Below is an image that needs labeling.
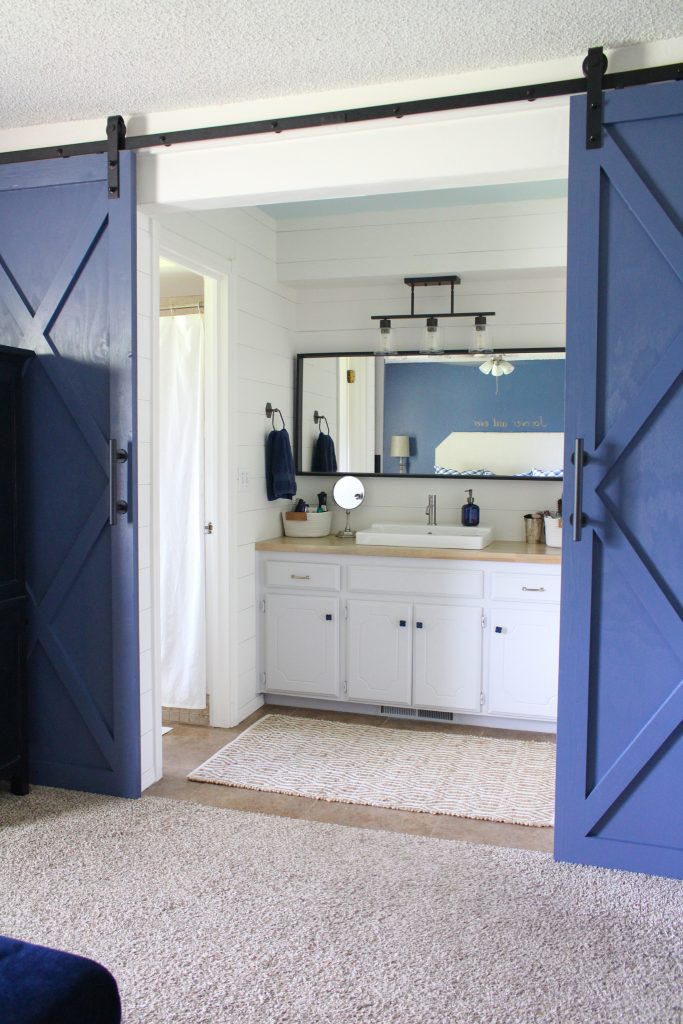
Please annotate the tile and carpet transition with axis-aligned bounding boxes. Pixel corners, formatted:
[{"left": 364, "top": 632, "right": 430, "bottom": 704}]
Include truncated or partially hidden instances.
[
  {"left": 0, "top": 787, "right": 681, "bottom": 1024},
  {"left": 188, "top": 713, "right": 556, "bottom": 827}
]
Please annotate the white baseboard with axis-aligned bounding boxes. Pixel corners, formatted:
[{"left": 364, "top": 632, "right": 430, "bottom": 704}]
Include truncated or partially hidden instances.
[{"left": 263, "top": 693, "right": 556, "bottom": 734}]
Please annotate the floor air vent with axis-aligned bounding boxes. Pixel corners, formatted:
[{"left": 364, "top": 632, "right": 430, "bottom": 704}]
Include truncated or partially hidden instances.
[
  {"left": 418, "top": 709, "right": 454, "bottom": 722},
  {"left": 379, "top": 706, "right": 454, "bottom": 722},
  {"left": 380, "top": 705, "right": 417, "bottom": 718}
]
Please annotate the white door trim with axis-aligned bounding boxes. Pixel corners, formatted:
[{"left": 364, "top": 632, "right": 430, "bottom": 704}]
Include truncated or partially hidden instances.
[{"left": 150, "top": 227, "right": 237, "bottom": 780}]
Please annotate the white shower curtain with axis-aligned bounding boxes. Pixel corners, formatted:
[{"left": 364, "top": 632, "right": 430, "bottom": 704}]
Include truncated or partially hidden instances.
[{"left": 159, "top": 314, "right": 207, "bottom": 709}]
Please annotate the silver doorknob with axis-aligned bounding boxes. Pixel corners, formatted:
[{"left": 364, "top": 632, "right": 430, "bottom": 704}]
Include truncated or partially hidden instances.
[{"left": 205, "top": 522, "right": 214, "bottom": 534}]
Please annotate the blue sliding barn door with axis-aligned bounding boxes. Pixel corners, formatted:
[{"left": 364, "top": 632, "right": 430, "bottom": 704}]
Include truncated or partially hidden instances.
[
  {"left": 555, "top": 82, "right": 683, "bottom": 878},
  {"left": 0, "top": 154, "right": 140, "bottom": 797}
]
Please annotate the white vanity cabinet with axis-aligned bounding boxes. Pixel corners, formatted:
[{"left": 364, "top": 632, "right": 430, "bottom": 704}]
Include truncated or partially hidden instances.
[
  {"left": 346, "top": 600, "right": 412, "bottom": 704},
  {"left": 258, "top": 548, "right": 561, "bottom": 731},
  {"left": 487, "top": 607, "right": 559, "bottom": 718},
  {"left": 412, "top": 603, "right": 483, "bottom": 712},
  {"left": 262, "top": 560, "right": 341, "bottom": 697}
]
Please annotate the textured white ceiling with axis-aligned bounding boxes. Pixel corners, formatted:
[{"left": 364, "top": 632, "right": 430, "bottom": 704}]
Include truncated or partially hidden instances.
[{"left": 1, "top": 0, "right": 681, "bottom": 129}]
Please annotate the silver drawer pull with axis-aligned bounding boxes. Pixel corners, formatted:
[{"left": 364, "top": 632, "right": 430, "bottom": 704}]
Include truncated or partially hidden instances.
[
  {"left": 290, "top": 574, "right": 311, "bottom": 580},
  {"left": 522, "top": 586, "right": 545, "bottom": 592}
]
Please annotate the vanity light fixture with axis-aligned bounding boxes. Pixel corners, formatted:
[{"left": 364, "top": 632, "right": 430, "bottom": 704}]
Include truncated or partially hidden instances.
[
  {"left": 470, "top": 314, "right": 492, "bottom": 354},
  {"left": 424, "top": 316, "right": 441, "bottom": 354},
  {"left": 378, "top": 317, "right": 394, "bottom": 354},
  {"left": 371, "top": 276, "right": 494, "bottom": 352}
]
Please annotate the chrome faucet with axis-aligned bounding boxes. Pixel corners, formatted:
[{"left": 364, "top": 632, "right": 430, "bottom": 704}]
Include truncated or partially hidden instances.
[{"left": 426, "top": 494, "right": 437, "bottom": 526}]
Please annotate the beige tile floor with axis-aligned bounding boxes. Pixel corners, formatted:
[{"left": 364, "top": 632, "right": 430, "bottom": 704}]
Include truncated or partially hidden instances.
[{"left": 147, "top": 704, "right": 555, "bottom": 853}]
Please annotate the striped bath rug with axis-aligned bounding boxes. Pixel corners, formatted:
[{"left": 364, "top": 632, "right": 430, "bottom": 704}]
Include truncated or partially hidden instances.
[{"left": 189, "top": 715, "right": 555, "bottom": 827}]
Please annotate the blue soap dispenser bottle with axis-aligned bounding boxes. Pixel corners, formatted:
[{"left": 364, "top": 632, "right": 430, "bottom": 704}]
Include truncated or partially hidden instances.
[{"left": 461, "top": 489, "right": 480, "bottom": 527}]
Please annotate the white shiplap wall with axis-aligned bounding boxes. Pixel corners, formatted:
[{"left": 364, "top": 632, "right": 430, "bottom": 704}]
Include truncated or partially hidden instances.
[
  {"left": 136, "top": 206, "right": 296, "bottom": 787},
  {"left": 285, "top": 197, "right": 566, "bottom": 539},
  {"left": 156, "top": 208, "right": 296, "bottom": 724},
  {"left": 277, "top": 197, "right": 567, "bottom": 285}
]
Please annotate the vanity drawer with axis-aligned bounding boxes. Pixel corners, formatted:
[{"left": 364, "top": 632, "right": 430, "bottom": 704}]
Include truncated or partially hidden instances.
[
  {"left": 347, "top": 565, "right": 483, "bottom": 599},
  {"left": 265, "top": 560, "right": 341, "bottom": 591},
  {"left": 491, "top": 572, "right": 561, "bottom": 603}
]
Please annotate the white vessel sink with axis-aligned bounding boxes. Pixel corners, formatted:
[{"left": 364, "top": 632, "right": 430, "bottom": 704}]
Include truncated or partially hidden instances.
[{"left": 355, "top": 523, "right": 493, "bottom": 550}]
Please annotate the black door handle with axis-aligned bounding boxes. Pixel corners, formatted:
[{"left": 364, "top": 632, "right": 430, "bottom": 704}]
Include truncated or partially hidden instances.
[{"left": 570, "top": 437, "right": 587, "bottom": 542}]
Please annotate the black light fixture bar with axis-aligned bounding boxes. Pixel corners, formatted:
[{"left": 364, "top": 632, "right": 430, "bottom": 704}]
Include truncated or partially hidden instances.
[
  {"left": 370, "top": 312, "right": 495, "bottom": 320},
  {"left": 372, "top": 274, "right": 494, "bottom": 322},
  {"left": 0, "top": 57, "right": 679, "bottom": 167},
  {"left": 404, "top": 275, "right": 462, "bottom": 286}
]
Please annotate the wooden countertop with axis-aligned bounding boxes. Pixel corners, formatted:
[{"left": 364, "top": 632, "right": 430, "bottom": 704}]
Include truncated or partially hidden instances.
[{"left": 255, "top": 536, "right": 561, "bottom": 565}]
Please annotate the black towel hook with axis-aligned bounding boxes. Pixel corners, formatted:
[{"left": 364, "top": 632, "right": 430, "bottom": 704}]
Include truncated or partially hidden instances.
[
  {"left": 265, "top": 402, "right": 286, "bottom": 430},
  {"left": 314, "top": 410, "right": 330, "bottom": 434}
]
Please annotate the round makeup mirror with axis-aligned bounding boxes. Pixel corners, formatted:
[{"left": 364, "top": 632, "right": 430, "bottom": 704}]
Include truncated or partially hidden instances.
[{"left": 333, "top": 475, "right": 365, "bottom": 539}]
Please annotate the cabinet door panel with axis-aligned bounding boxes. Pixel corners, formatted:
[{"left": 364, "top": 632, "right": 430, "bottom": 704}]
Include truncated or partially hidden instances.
[
  {"left": 488, "top": 606, "right": 559, "bottom": 719},
  {"left": 265, "top": 594, "right": 339, "bottom": 696},
  {"left": 413, "top": 604, "right": 482, "bottom": 712},
  {"left": 347, "top": 600, "right": 412, "bottom": 704}
]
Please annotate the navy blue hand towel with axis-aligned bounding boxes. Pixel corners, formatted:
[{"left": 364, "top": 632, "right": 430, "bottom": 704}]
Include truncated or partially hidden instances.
[
  {"left": 265, "top": 428, "right": 297, "bottom": 501},
  {"left": 311, "top": 432, "right": 337, "bottom": 472}
]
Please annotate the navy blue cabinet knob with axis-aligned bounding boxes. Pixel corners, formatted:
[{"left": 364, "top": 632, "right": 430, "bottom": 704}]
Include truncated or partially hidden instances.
[
  {"left": 399, "top": 619, "right": 406, "bottom": 627},
  {"left": 416, "top": 622, "right": 423, "bottom": 629},
  {"left": 325, "top": 614, "right": 333, "bottom": 621},
  {"left": 495, "top": 626, "right": 503, "bottom": 633}
]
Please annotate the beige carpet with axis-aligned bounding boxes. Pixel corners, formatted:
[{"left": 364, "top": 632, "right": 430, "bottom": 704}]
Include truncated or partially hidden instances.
[
  {"left": 188, "top": 714, "right": 556, "bottom": 826},
  {"left": 0, "top": 788, "right": 681, "bottom": 1024}
]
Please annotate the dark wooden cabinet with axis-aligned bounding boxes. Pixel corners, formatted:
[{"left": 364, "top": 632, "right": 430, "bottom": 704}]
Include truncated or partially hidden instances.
[{"left": 0, "top": 344, "right": 32, "bottom": 795}]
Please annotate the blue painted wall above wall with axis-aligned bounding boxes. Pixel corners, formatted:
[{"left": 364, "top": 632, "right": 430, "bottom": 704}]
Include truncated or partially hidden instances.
[{"left": 382, "top": 359, "right": 564, "bottom": 475}]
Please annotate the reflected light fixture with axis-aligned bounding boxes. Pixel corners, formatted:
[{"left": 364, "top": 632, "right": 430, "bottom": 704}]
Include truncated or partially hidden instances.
[
  {"left": 390, "top": 434, "right": 411, "bottom": 474},
  {"left": 479, "top": 354, "right": 515, "bottom": 376},
  {"left": 479, "top": 353, "right": 515, "bottom": 394},
  {"left": 372, "top": 276, "right": 494, "bottom": 352}
]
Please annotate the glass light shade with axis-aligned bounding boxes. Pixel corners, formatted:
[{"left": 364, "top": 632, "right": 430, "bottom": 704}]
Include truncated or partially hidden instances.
[
  {"left": 478, "top": 358, "right": 493, "bottom": 375},
  {"left": 500, "top": 358, "right": 515, "bottom": 375},
  {"left": 424, "top": 317, "right": 441, "bottom": 354},
  {"left": 379, "top": 318, "right": 393, "bottom": 354},
  {"left": 470, "top": 315, "right": 492, "bottom": 353}
]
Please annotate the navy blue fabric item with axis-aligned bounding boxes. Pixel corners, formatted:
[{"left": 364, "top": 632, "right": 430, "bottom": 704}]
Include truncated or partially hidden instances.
[
  {"left": 311, "top": 432, "right": 337, "bottom": 472},
  {"left": 265, "top": 428, "right": 297, "bottom": 501},
  {"left": 0, "top": 936, "right": 121, "bottom": 1023}
]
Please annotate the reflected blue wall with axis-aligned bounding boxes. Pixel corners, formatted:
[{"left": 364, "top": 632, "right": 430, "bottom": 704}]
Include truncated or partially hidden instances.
[{"left": 383, "top": 360, "right": 564, "bottom": 475}]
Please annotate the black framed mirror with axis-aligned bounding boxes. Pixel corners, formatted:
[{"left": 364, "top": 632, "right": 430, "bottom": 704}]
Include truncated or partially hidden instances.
[{"left": 295, "top": 349, "right": 565, "bottom": 480}]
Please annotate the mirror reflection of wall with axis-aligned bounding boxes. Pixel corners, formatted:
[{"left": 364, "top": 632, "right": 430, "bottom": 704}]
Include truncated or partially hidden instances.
[
  {"left": 302, "top": 356, "right": 376, "bottom": 473},
  {"left": 297, "top": 351, "right": 564, "bottom": 479},
  {"left": 383, "top": 354, "right": 564, "bottom": 477}
]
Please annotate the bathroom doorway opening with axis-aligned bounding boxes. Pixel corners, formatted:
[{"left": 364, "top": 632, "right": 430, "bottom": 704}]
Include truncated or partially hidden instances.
[{"left": 157, "top": 257, "right": 219, "bottom": 732}]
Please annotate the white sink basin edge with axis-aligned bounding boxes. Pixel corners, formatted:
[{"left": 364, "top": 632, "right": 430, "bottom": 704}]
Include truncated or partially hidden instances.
[{"left": 355, "top": 523, "right": 493, "bottom": 550}]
